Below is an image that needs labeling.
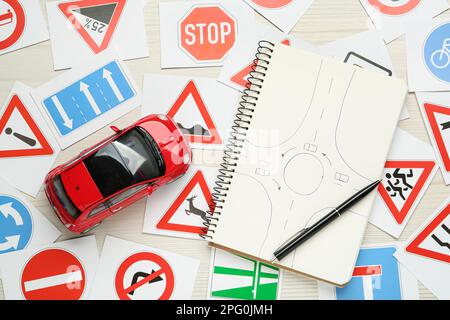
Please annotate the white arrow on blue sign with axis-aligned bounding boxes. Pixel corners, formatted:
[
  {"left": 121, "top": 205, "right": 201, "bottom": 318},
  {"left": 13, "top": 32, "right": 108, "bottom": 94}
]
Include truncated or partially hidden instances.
[
  {"left": 42, "top": 61, "right": 135, "bottom": 136},
  {"left": 0, "top": 195, "right": 33, "bottom": 254}
]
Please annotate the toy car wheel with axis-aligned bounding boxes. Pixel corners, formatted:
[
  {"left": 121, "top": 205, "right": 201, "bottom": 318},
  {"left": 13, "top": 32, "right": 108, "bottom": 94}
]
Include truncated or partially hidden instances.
[{"left": 81, "top": 223, "right": 102, "bottom": 234}]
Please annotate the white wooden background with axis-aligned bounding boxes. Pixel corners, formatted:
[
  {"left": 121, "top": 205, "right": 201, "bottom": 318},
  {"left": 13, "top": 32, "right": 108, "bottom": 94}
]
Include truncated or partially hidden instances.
[{"left": 0, "top": 0, "right": 449, "bottom": 300}]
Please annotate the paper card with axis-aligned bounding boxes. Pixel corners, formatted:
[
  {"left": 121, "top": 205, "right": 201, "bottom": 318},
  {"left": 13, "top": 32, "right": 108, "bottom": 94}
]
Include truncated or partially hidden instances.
[
  {"left": 207, "top": 248, "right": 281, "bottom": 300},
  {"left": 0, "top": 82, "right": 60, "bottom": 197},
  {"left": 416, "top": 92, "right": 450, "bottom": 185},
  {"left": 89, "top": 236, "right": 199, "bottom": 300},
  {"left": 143, "top": 165, "right": 218, "bottom": 240},
  {"left": 0, "top": 178, "right": 60, "bottom": 260},
  {"left": 159, "top": 0, "right": 255, "bottom": 69},
  {"left": 242, "top": 0, "right": 314, "bottom": 33},
  {"left": 319, "top": 244, "right": 419, "bottom": 300},
  {"left": 394, "top": 198, "right": 450, "bottom": 300},
  {"left": 319, "top": 30, "right": 409, "bottom": 120},
  {"left": 218, "top": 22, "right": 319, "bottom": 92},
  {"left": 32, "top": 51, "right": 140, "bottom": 149},
  {"left": 0, "top": 236, "right": 98, "bottom": 300},
  {"left": 369, "top": 128, "right": 437, "bottom": 238},
  {"left": 359, "top": 0, "right": 449, "bottom": 44},
  {"left": 142, "top": 74, "right": 238, "bottom": 150},
  {"left": 406, "top": 18, "right": 450, "bottom": 92},
  {"left": 0, "top": 0, "right": 49, "bottom": 56},
  {"left": 47, "top": 0, "right": 149, "bottom": 70}
]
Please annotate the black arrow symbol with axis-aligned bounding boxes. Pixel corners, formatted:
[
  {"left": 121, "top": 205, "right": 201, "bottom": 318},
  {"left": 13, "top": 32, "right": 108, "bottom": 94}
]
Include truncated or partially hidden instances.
[
  {"left": 129, "top": 270, "right": 164, "bottom": 296},
  {"left": 5, "top": 127, "right": 36, "bottom": 146},
  {"left": 441, "top": 121, "right": 450, "bottom": 131}
]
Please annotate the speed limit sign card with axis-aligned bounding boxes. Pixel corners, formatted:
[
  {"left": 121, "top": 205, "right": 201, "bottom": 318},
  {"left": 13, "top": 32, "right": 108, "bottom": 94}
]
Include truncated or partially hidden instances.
[
  {"left": 159, "top": 0, "right": 255, "bottom": 68},
  {"left": 46, "top": 0, "right": 149, "bottom": 70},
  {"left": 0, "top": 236, "right": 98, "bottom": 300},
  {"left": 89, "top": 236, "right": 200, "bottom": 300}
]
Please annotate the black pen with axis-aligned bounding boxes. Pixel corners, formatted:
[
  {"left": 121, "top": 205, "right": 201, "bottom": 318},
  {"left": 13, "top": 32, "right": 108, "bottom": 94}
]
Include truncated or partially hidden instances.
[{"left": 272, "top": 180, "right": 381, "bottom": 262}]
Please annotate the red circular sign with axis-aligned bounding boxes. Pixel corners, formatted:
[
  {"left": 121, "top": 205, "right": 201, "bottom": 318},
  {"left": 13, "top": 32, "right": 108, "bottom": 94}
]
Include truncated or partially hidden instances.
[
  {"left": 115, "top": 252, "right": 175, "bottom": 300},
  {"left": 20, "top": 248, "right": 86, "bottom": 300},
  {"left": 0, "top": 0, "right": 26, "bottom": 50},
  {"left": 368, "top": 0, "right": 421, "bottom": 15},
  {"left": 179, "top": 5, "right": 236, "bottom": 62},
  {"left": 250, "top": 0, "right": 293, "bottom": 9}
]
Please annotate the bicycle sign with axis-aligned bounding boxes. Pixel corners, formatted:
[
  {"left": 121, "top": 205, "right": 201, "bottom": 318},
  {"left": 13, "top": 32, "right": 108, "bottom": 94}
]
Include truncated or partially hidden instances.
[{"left": 424, "top": 22, "right": 450, "bottom": 83}]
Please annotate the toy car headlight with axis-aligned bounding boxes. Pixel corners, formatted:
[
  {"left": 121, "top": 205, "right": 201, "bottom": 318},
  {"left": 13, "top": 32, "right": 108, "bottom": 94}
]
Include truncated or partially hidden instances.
[
  {"left": 157, "top": 114, "right": 168, "bottom": 121},
  {"left": 183, "top": 153, "right": 191, "bottom": 164}
]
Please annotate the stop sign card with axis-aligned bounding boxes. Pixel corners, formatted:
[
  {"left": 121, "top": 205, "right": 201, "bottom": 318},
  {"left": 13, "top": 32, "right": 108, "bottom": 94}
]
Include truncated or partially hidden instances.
[
  {"left": 0, "top": 0, "right": 49, "bottom": 56},
  {"left": 0, "top": 236, "right": 98, "bottom": 300},
  {"left": 46, "top": 0, "right": 149, "bottom": 70},
  {"left": 143, "top": 165, "right": 218, "bottom": 240},
  {"left": 394, "top": 198, "right": 450, "bottom": 300},
  {"left": 142, "top": 74, "right": 239, "bottom": 150},
  {"left": 0, "top": 178, "right": 60, "bottom": 262},
  {"left": 218, "top": 22, "right": 319, "bottom": 92},
  {"left": 319, "top": 244, "right": 419, "bottom": 300},
  {"left": 242, "top": 0, "right": 314, "bottom": 33},
  {"left": 89, "top": 236, "right": 199, "bottom": 300},
  {"left": 359, "top": 0, "right": 449, "bottom": 44},
  {"left": 159, "top": 0, "right": 255, "bottom": 68},
  {"left": 416, "top": 92, "right": 450, "bottom": 185},
  {"left": 0, "top": 82, "right": 60, "bottom": 197},
  {"left": 369, "top": 128, "right": 437, "bottom": 238},
  {"left": 406, "top": 18, "right": 450, "bottom": 92}
]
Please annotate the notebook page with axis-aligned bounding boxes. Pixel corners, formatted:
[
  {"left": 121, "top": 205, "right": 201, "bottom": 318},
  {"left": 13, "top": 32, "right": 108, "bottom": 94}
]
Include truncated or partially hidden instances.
[{"left": 211, "top": 44, "right": 407, "bottom": 285}]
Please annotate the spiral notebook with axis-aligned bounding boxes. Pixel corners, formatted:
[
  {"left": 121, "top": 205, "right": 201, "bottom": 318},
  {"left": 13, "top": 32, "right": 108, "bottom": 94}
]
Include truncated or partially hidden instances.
[{"left": 206, "top": 42, "right": 407, "bottom": 286}]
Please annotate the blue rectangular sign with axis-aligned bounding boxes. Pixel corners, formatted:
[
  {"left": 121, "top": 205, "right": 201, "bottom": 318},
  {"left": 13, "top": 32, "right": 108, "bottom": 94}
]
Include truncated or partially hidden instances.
[
  {"left": 336, "top": 246, "right": 402, "bottom": 300},
  {"left": 43, "top": 61, "right": 135, "bottom": 136}
]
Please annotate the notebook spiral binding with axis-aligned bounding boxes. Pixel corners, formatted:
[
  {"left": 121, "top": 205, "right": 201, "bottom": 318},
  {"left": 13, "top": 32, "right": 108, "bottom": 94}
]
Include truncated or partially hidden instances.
[{"left": 200, "top": 40, "right": 275, "bottom": 240}]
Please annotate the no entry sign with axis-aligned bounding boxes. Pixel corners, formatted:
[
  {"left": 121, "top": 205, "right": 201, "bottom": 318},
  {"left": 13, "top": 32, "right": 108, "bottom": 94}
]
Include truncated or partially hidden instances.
[
  {"left": 115, "top": 252, "right": 175, "bottom": 300},
  {"left": 20, "top": 248, "right": 86, "bottom": 300}
]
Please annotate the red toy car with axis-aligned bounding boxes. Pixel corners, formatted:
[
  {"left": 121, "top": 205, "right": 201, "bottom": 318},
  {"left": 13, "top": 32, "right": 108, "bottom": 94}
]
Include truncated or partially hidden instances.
[{"left": 44, "top": 114, "right": 192, "bottom": 234}]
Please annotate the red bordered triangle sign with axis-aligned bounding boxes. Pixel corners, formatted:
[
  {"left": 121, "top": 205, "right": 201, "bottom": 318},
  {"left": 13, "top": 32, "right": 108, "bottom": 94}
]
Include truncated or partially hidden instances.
[
  {"left": 424, "top": 103, "right": 450, "bottom": 172},
  {"left": 59, "top": 0, "right": 126, "bottom": 54},
  {"left": 0, "top": 95, "right": 53, "bottom": 158},
  {"left": 406, "top": 202, "right": 450, "bottom": 264},
  {"left": 378, "top": 160, "right": 435, "bottom": 225},
  {"left": 230, "top": 39, "right": 291, "bottom": 89},
  {"left": 157, "top": 170, "right": 215, "bottom": 235},
  {"left": 167, "top": 80, "right": 221, "bottom": 145}
]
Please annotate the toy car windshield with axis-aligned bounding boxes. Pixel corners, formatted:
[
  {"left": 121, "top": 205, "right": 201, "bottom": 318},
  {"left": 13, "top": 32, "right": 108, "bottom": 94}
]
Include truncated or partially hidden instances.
[{"left": 84, "top": 128, "right": 166, "bottom": 198}]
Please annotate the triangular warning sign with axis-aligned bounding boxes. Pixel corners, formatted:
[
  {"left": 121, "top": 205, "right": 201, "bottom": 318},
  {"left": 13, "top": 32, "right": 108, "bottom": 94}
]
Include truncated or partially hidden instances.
[
  {"left": 424, "top": 103, "right": 450, "bottom": 172},
  {"left": 378, "top": 160, "right": 435, "bottom": 225},
  {"left": 406, "top": 202, "right": 450, "bottom": 264},
  {"left": 0, "top": 95, "right": 53, "bottom": 158},
  {"left": 230, "top": 39, "right": 291, "bottom": 89},
  {"left": 167, "top": 81, "right": 221, "bottom": 145},
  {"left": 157, "top": 171, "right": 215, "bottom": 235},
  {"left": 59, "top": 0, "right": 126, "bottom": 54}
]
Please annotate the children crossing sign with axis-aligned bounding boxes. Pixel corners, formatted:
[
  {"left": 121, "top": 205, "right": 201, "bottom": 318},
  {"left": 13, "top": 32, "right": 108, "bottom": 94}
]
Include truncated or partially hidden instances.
[{"left": 208, "top": 249, "right": 280, "bottom": 300}]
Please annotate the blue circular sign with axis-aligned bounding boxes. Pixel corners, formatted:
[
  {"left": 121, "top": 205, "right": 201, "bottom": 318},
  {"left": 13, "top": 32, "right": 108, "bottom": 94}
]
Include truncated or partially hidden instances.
[
  {"left": 424, "top": 22, "right": 450, "bottom": 83},
  {"left": 0, "top": 195, "right": 33, "bottom": 254}
]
